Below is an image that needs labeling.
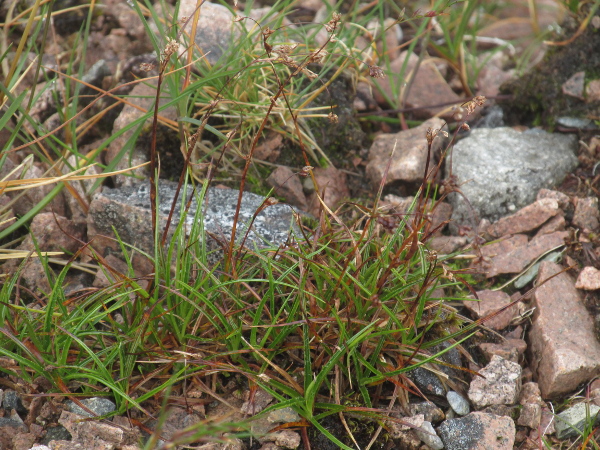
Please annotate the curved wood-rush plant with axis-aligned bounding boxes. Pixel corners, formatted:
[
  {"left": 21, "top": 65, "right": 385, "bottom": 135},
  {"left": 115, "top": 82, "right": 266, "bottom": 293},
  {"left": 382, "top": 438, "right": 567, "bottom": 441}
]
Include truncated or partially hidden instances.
[{"left": 0, "top": 0, "right": 493, "bottom": 448}]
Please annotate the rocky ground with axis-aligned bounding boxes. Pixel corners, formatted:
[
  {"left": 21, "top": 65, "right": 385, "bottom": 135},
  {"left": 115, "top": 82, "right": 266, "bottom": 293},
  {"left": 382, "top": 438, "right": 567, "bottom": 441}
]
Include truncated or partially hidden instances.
[{"left": 1, "top": 0, "right": 600, "bottom": 449}]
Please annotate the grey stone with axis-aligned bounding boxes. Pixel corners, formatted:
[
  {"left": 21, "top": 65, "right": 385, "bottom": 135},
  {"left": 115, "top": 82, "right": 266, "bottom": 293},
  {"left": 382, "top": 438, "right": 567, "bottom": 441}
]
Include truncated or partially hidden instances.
[
  {"left": 0, "top": 417, "right": 26, "bottom": 429},
  {"left": 414, "top": 421, "right": 444, "bottom": 449},
  {"left": 447, "top": 391, "right": 470, "bottom": 416},
  {"left": 66, "top": 397, "right": 116, "bottom": 418},
  {"left": 40, "top": 425, "right": 71, "bottom": 445},
  {"left": 178, "top": 1, "right": 237, "bottom": 65},
  {"left": 555, "top": 402, "right": 600, "bottom": 439},
  {"left": 2, "top": 390, "right": 26, "bottom": 413},
  {"left": 407, "top": 402, "right": 445, "bottom": 424},
  {"left": 474, "top": 104, "right": 505, "bottom": 128},
  {"left": 408, "top": 342, "right": 464, "bottom": 398},
  {"left": 407, "top": 367, "right": 446, "bottom": 397},
  {"left": 446, "top": 127, "right": 578, "bottom": 227},
  {"left": 267, "top": 407, "right": 301, "bottom": 424},
  {"left": 88, "top": 182, "right": 298, "bottom": 260},
  {"left": 557, "top": 116, "right": 597, "bottom": 129}
]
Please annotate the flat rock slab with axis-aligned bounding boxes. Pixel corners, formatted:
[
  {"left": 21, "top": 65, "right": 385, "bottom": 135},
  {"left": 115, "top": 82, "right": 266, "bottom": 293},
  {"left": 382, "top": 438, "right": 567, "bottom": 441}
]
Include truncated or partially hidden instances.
[
  {"left": 529, "top": 261, "right": 600, "bottom": 398},
  {"left": 481, "top": 231, "right": 568, "bottom": 278},
  {"left": 486, "top": 198, "right": 560, "bottom": 238},
  {"left": 446, "top": 127, "right": 577, "bottom": 227},
  {"left": 88, "top": 181, "right": 298, "bottom": 257},
  {"left": 555, "top": 402, "right": 600, "bottom": 439}
]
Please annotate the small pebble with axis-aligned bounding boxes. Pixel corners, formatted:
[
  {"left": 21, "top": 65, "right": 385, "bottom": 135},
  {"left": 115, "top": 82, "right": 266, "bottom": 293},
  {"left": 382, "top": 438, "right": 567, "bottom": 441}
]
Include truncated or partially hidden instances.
[{"left": 447, "top": 391, "right": 470, "bottom": 416}]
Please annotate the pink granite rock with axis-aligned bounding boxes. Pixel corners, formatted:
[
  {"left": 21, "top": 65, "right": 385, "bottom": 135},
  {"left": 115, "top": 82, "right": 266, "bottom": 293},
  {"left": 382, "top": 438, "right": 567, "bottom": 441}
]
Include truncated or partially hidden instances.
[
  {"left": 375, "top": 52, "right": 462, "bottom": 118},
  {"left": 535, "top": 213, "right": 565, "bottom": 236},
  {"left": 366, "top": 118, "right": 447, "bottom": 188},
  {"left": 479, "top": 339, "right": 527, "bottom": 363},
  {"left": 306, "top": 167, "right": 350, "bottom": 217},
  {"left": 267, "top": 166, "right": 308, "bottom": 211},
  {"left": 463, "top": 289, "right": 522, "bottom": 331},
  {"left": 575, "top": 266, "right": 600, "bottom": 290},
  {"left": 587, "top": 80, "right": 600, "bottom": 102},
  {"left": 572, "top": 197, "right": 600, "bottom": 233},
  {"left": 428, "top": 235, "right": 468, "bottom": 254},
  {"left": 486, "top": 198, "right": 559, "bottom": 238},
  {"left": 468, "top": 355, "right": 522, "bottom": 409},
  {"left": 529, "top": 261, "right": 600, "bottom": 398},
  {"left": 482, "top": 231, "right": 568, "bottom": 278},
  {"left": 537, "top": 188, "right": 570, "bottom": 209}
]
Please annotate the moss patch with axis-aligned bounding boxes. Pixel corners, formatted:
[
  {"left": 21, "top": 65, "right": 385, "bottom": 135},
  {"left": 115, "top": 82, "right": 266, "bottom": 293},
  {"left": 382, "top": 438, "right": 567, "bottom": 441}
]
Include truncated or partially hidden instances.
[{"left": 498, "top": 9, "right": 600, "bottom": 129}]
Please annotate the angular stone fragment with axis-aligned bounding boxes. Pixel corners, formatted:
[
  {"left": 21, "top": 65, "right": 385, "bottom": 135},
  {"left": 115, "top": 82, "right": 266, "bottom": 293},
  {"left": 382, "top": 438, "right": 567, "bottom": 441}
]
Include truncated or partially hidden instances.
[
  {"left": 306, "top": 167, "right": 350, "bottom": 217},
  {"left": 572, "top": 197, "right": 600, "bottom": 232},
  {"left": 438, "top": 412, "right": 515, "bottom": 450},
  {"left": 517, "top": 382, "right": 543, "bottom": 429},
  {"left": 375, "top": 52, "right": 462, "bottom": 118},
  {"left": 481, "top": 234, "right": 528, "bottom": 259},
  {"left": 267, "top": 166, "right": 308, "bottom": 211},
  {"left": 468, "top": 355, "right": 522, "bottom": 409},
  {"left": 463, "top": 289, "right": 522, "bottom": 331},
  {"left": 382, "top": 194, "right": 452, "bottom": 235},
  {"left": 562, "top": 71, "right": 585, "bottom": 99},
  {"left": 58, "top": 410, "right": 139, "bottom": 446},
  {"left": 428, "top": 235, "right": 468, "bottom": 254},
  {"left": 587, "top": 79, "right": 600, "bottom": 102},
  {"left": 555, "top": 402, "right": 600, "bottom": 439},
  {"left": 537, "top": 188, "right": 570, "bottom": 209},
  {"left": 479, "top": 339, "right": 527, "bottom": 363},
  {"left": 107, "top": 82, "right": 177, "bottom": 187},
  {"left": 366, "top": 118, "right": 447, "bottom": 188},
  {"left": 486, "top": 198, "right": 559, "bottom": 238},
  {"left": 535, "top": 213, "right": 565, "bottom": 236},
  {"left": 178, "top": 1, "right": 237, "bottom": 65},
  {"left": 529, "top": 262, "right": 600, "bottom": 398},
  {"left": 482, "top": 231, "right": 568, "bottom": 278},
  {"left": 576, "top": 266, "right": 600, "bottom": 290}
]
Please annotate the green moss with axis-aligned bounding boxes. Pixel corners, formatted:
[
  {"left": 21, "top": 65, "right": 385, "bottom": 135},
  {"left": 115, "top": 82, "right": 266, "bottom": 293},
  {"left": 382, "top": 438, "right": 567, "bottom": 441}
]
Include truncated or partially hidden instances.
[{"left": 499, "top": 7, "right": 600, "bottom": 129}]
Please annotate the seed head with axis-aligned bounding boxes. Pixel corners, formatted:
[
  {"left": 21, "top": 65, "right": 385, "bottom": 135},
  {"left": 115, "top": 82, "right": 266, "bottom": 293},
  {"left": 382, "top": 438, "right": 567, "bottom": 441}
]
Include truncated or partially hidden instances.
[
  {"left": 273, "top": 44, "right": 298, "bottom": 56},
  {"left": 369, "top": 65, "right": 385, "bottom": 79},
  {"left": 310, "top": 49, "right": 328, "bottom": 63},
  {"left": 328, "top": 112, "right": 339, "bottom": 124},
  {"left": 139, "top": 62, "right": 155, "bottom": 72},
  {"left": 325, "top": 12, "right": 341, "bottom": 33},
  {"left": 161, "top": 37, "right": 180, "bottom": 62},
  {"left": 298, "top": 166, "right": 313, "bottom": 177}
]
